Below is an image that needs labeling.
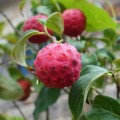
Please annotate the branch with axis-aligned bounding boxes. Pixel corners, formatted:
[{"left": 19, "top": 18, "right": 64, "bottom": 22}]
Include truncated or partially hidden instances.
[{"left": 0, "top": 9, "right": 22, "bottom": 36}]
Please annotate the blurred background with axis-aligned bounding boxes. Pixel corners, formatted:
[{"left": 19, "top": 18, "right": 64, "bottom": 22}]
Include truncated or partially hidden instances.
[{"left": 0, "top": 0, "right": 120, "bottom": 120}]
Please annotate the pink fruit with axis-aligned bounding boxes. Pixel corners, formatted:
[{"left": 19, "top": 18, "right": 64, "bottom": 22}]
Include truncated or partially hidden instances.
[
  {"left": 34, "top": 43, "right": 82, "bottom": 88},
  {"left": 62, "top": 9, "right": 86, "bottom": 37},
  {"left": 23, "top": 14, "right": 52, "bottom": 44},
  {"left": 18, "top": 80, "right": 31, "bottom": 101}
]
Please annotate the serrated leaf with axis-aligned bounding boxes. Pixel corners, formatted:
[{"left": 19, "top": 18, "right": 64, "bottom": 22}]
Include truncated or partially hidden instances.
[
  {"left": 57, "top": 0, "right": 116, "bottom": 31},
  {"left": 84, "top": 109, "right": 120, "bottom": 120},
  {"left": 0, "top": 73, "right": 23, "bottom": 100},
  {"left": 93, "top": 95, "right": 120, "bottom": 116},
  {"left": 11, "top": 30, "right": 43, "bottom": 68},
  {"left": 34, "top": 86, "right": 60, "bottom": 120},
  {"left": 45, "top": 12, "right": 64, "bottom": 36},
  {"left": 69, "top": 65, "right": 108, "bottom": 120}
]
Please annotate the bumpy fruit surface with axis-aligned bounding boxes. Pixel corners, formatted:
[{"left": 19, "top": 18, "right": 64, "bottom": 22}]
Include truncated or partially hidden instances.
[
  {"left": 34, "top": 43, "right": 82, "bottom": 88},
  {"left": 18, "top": 80, "right": 31, "bottom": 101},
  {"left": 62, "top": 9, "right": 86, "bottom": 37},
  {"left": 23, "top": 14, "right": 52, "bottom": 43}
]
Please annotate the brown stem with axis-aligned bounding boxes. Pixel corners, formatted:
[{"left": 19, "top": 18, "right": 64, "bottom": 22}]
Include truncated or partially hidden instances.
[
  {"left": 63, "top": 88, "right": 69, "bottom": 94},
  {"left": 46, "top": 109, "right": 49, "bottom": 120},
  {"left": 117, "top": 86, "right": 120, "bottom": 99},
  {"left": 13, "top": 101, "right": 27, "bottom": 120}
]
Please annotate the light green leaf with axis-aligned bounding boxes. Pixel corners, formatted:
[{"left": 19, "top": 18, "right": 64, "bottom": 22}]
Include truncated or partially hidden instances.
[
  {"left": 0, "top": 73, "right": 23, "bottom": 100},
  {"left": 45, "top": 12, "right": 64, "bottom": 36},
  {"left": 93, "top": 95, "right": 120, "bottom": 116},
  {"left": 0, "top": 22, "right": 5, "bottom": 33},
  {"left": 34, "top": 86, "right": 60, "bottom": 120},
  {"left": 113, "top": 58, "right": 120, "bottom": 69},
  {"left": 19, "top": 0, "right": 26, "bottom": 11},
  {"left": 11, "top": 30, "right": 43, "bottom": 68},
  {"left": 57, "top": 0, "right": 116, "bottom": 31},
  {"left": 34, "top": 6, "right": 51, "bottom": 15},
  {"left": 69, "top": 65, "right": 108, "bottom": 120},
  {"left": 84, "top": 109, "right": 120, "bottom": 120}
]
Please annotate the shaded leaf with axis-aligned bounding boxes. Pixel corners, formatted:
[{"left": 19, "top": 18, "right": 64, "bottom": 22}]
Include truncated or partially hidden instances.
[
  {"left": 69, "top": 65, "right": 108, "bottom": 120},
  {"left": 0, "top": 73, "right": 23, "bottom": 100},
  {"left": 34, "top": 86, "right": 60, "bottom": 120},
  {"left": 84, "top": 109, "right": 120, "bottom": 120},
  {"left": 93, "top": 95, "right": 120, "bottom": 116}
]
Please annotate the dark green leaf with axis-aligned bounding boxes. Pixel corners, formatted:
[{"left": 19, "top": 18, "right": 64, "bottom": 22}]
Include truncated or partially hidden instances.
[
  {"left": 84, "top": 109, "right": 120, "bottom": 120},
  {"left": 11, "top": 30, "right": 42, "bottom": 67},
  {"left": 93, "top": 95, "right": 120, "bottom": 116},
  {"left": 0, "top": 114, "right": 5, "bottom": 120},
  {"left": 45, "top": 12, "right": 64, "bottom": 36},
  {"left": 34, "top": 86, "right": 60, "bottom": 120},
  {"left": 69, "top": 65, "right": 108, "bottom": 120},
  {"left": 0, "top": 73, "right": 23, "bottom": 100},
  {"left": 57, "top": 0, "right": 116, "bottom": 31},
  {"left": 104, "top": 28, "right": 116, "bottom": 41},
  {"left": 113, "top": 58, "right": 120, "bottom": 69}
]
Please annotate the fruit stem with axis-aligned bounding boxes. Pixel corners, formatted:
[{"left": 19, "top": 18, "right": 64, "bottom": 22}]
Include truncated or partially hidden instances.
[{"left": 13, "top": 101, "right": 27, "bottom": 120}]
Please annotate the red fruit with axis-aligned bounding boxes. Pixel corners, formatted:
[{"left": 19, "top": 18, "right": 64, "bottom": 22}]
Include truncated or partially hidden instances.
[
  {"left": 18, "top": 80, "right": 31, "bottom": 101},
  {"left": 62, "top": 9, "right": 86, "bottom": 37},
  {"left": 23, "top": 14, "right": 52, "bottom": 44},
  {"left": 34, "top": 43, "right": 82, "bottom": 88}
]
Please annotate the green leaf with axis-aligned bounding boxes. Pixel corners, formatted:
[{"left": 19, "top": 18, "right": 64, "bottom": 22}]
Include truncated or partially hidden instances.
[
  {"left": 81, "top": 53, "right": 98, "bottom": 67},
  {"left": 84, "top": 109, "right": 120, "bottom": 120},
  {"left": 0, "top": 114, "right": 5, "bottom": 120},
  {"left": 93, "top": 95, "right": 120, "bottom": 116},
  {"left": 104, "top": 28, "right": 116, "bottom": 41},
  {"left": 11, "top": 30, "right": 42, "bottom": 68},
  {"left": 57, "top": 0, "right": 116, "bottom": 31},
  {"left": 45, "top": 12, "right": 64, "bottom": 36},
  {"left": 19, "top": 0, "right": 26, "bottom": 11},
  {"left": 96, "top": 48, "right": 115, "bottom": 62},
  {"left": 3, "top": 33, "right": 18, "bottom": 43},
  {"left": 0, "top": 73, "right": 23, "bottom": 100},
  {"left": 0, "top": 22, "right": 5, "bottom": 33},
  {"left": 6, "top": 116, "right": 24, "bottom": 120},
  {"left": 31, "top": 0, "right": 40, "bottom": 8},
  {"left": 34, "top": 86, "right": 60, "bottom": 120},
  {"left": 113, "top": 58, "right": 120, "bottom": 69},
  {"left": 33, "top": 6, "right": 51, "bottom": 16},
  {"left": 69, "top": 65, "right": 108, "bottom": 120},
  {"left": 67, "top": 39, "right": 86, "bottom": 52},
  {"left": 0, "top": 42, "right": 13, "bottom": 55}
]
